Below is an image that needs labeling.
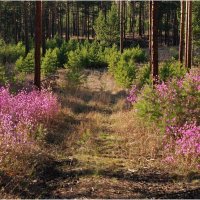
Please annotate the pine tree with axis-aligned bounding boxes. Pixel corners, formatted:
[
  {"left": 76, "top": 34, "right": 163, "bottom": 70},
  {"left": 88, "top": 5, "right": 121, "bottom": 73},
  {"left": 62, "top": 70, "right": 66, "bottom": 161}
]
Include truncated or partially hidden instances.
[
  {"left": 179, "top": 1, "right": 185, "bottom": 63},
  {"left": 34, "top": 1, "right": 42, "bottom": 89},
  {"left": 151, "top": 1, "right": 158, "bottom": 85}
]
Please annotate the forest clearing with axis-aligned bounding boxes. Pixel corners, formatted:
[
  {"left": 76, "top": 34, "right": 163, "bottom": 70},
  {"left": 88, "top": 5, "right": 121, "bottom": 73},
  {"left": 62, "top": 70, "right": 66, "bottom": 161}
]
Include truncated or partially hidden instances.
[{"left": 0, "top": 1, "right": 200, "bottom": 199}]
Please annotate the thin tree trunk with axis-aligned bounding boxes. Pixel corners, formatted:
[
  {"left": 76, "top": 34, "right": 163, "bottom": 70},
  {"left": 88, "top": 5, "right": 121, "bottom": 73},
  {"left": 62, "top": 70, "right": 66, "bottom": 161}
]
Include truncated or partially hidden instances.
[
  {"left": 149, "top": 1, "right": 152, "bottom": 72},
  {"left": 142, "top": 2, "right": 145, "bottom": 35},
  {"left": 152, "top": 1, "right": 158, "bottom": 85},
  {"left": 34, "top": 1, "right": 42, "bottom": 90},
  {"left": 51, "top": 6, "right": 55, "bottom": 38},
  {"left": 173, "top": 10, "right": 178, "bottom": 46},
  {"left": 14, "top": 7, "right": 18, "bottom": 43},
  {"left": 179, "top": 1, "right": 185, "bottom": 63},
  {"left": 24, "top": 1, "right": 29, "bottom": 55},
  {"left": 87, "top": 7, "right": 90, "bottom": 40},
  {"left": 139, "top": 2, "right": 142, "bottom": 37},
  {"left": 187, "top": 1, "right": 192, "bottom": 69},
  {"left": 42, "top": 1, "right": 46, "bottom": 56},
  {"left": 123, "top": 1, "right": 126, "bottom": 40},
  {"left": 65, "top": 2, "right": 70, "bottom": 41},
  {"left": 184, "top": 1, "right": 188, "bottom": 68},
  {"left": 77, "top": 3, "right": 79, "bottom": 40},
  {"left": 164, "top": 12, "right": 170, "bottom": 46},
  {"left": 120, "top": 1, "right": 124, "bottom": 54},
  {"left": 92, "top": 3, "right": 95, "bottom": 38},
  {"left": 131, "top": 1, "right": 135, "bottom": 40}
]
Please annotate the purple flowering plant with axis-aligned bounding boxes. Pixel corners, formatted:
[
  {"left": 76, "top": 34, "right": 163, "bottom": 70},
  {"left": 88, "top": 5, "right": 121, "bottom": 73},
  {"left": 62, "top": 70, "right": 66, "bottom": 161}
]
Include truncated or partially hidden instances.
[
  {"left": 0, "top": 87, "right": 59, "bottom": 150},
  {"left": 127, "top": 68, "right": 200, "bottom": 168}
]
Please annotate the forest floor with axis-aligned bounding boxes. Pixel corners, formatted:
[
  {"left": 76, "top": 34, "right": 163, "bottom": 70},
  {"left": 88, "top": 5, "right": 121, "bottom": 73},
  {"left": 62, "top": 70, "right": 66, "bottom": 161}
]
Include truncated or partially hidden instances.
[{"left": 1, "top": 68, "right": 200, "bottom": 199}]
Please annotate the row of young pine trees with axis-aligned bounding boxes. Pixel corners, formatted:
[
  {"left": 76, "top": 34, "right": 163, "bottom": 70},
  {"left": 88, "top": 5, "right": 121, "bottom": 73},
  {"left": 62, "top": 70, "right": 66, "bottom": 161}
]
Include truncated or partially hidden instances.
[{"left": 33, "top": 1, "right": 193, "bottom": 89}]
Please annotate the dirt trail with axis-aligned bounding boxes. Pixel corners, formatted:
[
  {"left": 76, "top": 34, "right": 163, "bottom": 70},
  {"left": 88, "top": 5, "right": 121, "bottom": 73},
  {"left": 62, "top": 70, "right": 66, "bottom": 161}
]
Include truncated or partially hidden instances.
[
  {"left": 41, "top": 69, "right": 200, "bottom": 199},
  {"left": 1, "top": 69, "right": 199, "bottom": 199}
]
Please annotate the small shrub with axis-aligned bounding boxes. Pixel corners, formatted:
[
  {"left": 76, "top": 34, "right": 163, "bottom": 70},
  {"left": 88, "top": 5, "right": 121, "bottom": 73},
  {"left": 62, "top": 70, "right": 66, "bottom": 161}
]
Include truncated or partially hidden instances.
[
  {"left": 131, "top": 46, "right": 147, "bottom": 63},
  {"left": 66, "top": 49, "right": 85, "bottom": 86},
  {"left": 46, "top": 35, "right": 63, "bottom": 49},
  {"left": 0, "top": 64, "right": 8, "bottom": 85},
  {"left": 0, "top": 41, "right": 25, "bottom": 64},
  {"left": 134, "top": 64, "right": 151, "bottom": 88},
  {"left": 130, "top": 68, "right": 200, "bottom": 129},
  {"left": 106, "top": 45, "right": 120, "bottom": 74},
  {"left": 128, "top": 68, "right": 200, "bottom": 169},
  {"left": 67, "top": 41, "right": 106, "bottom": 69},
  {"left": 41, "top": 48, "right": 59, "bottom": 76},
  {"left": 159, "top": 60, "right": 186, "bottom": 82},
  {"left": 113, "top": 48, "right": 141, "bottom": 88},
  {"left": 114, "top": 57, "right": 136, "bottom": 88},
  {"left": 57, "top": 42, "right": 68, "bottom": 67},
  {"left": 67, "top": 69, "right": 86, "bottom": 87},
  {"left": 0, "top": 87, "right": 59, "bottom": 162},
  {"left": 163, "top": 121, "right": 200, "bottom": 171},
  {"left": 169, "top": 47, "right": 179, "bottom": 60},
  {"left": 15, "top": 51, "right": 34, "bottom": 73},
  {"left": 66, "top": 39, "right": 79, "bottom": 52}
]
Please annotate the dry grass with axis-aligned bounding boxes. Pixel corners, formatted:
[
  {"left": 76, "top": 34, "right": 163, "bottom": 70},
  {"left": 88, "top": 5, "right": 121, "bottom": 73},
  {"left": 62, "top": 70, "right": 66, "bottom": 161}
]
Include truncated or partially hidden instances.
[
  {"left": 42, "top": 68, "right": 198, "bottom": 175},
  {"left": 45, "top": 69, "right": 167, "bottom": 173},
  {"left": 1, "top": 68, "right": 199, "bottom": 199}
]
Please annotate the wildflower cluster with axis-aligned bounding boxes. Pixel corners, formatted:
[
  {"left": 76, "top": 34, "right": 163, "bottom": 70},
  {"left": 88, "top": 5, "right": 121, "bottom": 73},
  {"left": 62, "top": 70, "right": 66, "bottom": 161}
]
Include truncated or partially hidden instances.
[
  {"left": 128, "top": 68, "right": 200, "bottom": 168},
  {"left": 0, "top": 87, "right": 59, "bottom": 148},
  {"left": 165, "top": 122, "right": 200, "bottom": 158},
  {"left": 127, "top": 85, "right": 138, "bottom": 103}
]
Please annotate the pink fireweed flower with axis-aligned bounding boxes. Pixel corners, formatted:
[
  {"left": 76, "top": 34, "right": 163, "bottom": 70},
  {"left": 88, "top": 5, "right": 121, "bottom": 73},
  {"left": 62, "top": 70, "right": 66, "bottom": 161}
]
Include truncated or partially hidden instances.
[
  {"left": 0, "top": 87, "right": 59, "bottom": 147},
  {"left": 127, "top": 85, "right": 138, "bottom": 103},
  {"left": 155, "top": 82, "right": 169, "bottom": 98},
  {"left": 165, "top": 122, "right": 200, "bottom": 158}
]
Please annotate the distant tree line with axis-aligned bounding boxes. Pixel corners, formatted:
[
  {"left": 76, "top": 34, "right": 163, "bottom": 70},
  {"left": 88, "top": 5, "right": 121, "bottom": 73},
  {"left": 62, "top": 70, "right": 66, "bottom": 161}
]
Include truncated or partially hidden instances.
[{"left": 0, "top": 1, "right": 199, "bottom": 88}]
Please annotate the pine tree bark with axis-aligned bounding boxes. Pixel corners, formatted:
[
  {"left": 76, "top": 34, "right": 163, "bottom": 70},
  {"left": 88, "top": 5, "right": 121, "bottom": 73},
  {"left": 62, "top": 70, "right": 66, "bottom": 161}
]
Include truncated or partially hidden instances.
[
  {"left": 42, "top": 1, "right": 46, "bottom": 56},
  {"left": 142, "top": 2, "right": 145, "bottom": 35},
  {"left": 65, "top": 2, "right": 70, "bottom": 41},
  {"left": 184, "top": 1, "right": 189, "bottom": 68},
  {"left": 165, "top": 12, "right": 170, "bottom": 46},
  {"left": 173, "top": 10, "right": 178, "bottom": 46},
  {"left": 51, "top": 6, "right": 55, "bottom": 38},
  {"left": 179, "top": 1, "right": 185, "bottom": 64},
  {"left": 131, "top": 1, "right": 135, "bottom": 40},
  {"left": 149, "top": 1, "right": 152, "bottom": 72},
  {"left": 120, "top": 1, "right": 124, "bottom": 54},
  {"left": 187, "top": 1, "right": 192, "bottom": 69},
  {"left": 24, "top": 1, "right": 29, "bottom": 55},
  {"left": 34, "top": 1, "right": 42, "bottom": 90},
  {"left": 77, "top": 2, "right": 79, "bottom": 40},
  {"left": 87, "top": 7, "right": 90, "bottom": 40},
  {"left": 152, "top": 1, "right": 158, "bottom": 85},
  {"left": 123, "top": 1, "right": 126, "bottom": 40},
  {"left": 139, "top": 2, "right": 142, "bottom": 37}
]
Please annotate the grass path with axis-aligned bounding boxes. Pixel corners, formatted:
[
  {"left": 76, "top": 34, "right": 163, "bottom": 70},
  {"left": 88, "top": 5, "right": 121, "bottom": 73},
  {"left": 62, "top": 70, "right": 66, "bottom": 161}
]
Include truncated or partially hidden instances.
[
  {"left": 1, "top": 69, "right": 199, "bottom": 198},
  {"left": 44, "top": 68, "right": 199, "bottom": 199}
]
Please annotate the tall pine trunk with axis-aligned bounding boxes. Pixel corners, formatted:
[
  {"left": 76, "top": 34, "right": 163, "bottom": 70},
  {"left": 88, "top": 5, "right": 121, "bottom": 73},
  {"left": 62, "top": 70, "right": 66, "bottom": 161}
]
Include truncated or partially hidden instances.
[
  {"left": 120, "top": 1, "right": 124, "bottom": 54},
  {"left": 65, "top": 2, "right": 70, "bottom": 41},
  {"left": 179, "top": 1, "right": 185, "bottom": 63},
  {"left": 149, "top": 1, "right": 152, "bottom": 72},
  {"left": 131, "top": 1, "right": 135, "bottom": 40},
  {"left": 139, "top": 2, "right": 142, "bottom": 37},
  {"left": 34, "top": 1, "right": 42, "bottom": 90},
  {"left": 187, "top": 1, "right": 192, "bottom": 69},
  {"left": 24, "top": 1, "right": 29, "bottom": 55},
  {"left": 184, "top": 2, "right": 188, "bottom": 68},
  {"left": 77, "top": 3, "right": 79, "bottom": 40},
  {"left": 42, "top": 1, "right": 46, "bottom": 56},
  {"left": 152, "top": 1, "right": 158, "bottom": 85}
]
